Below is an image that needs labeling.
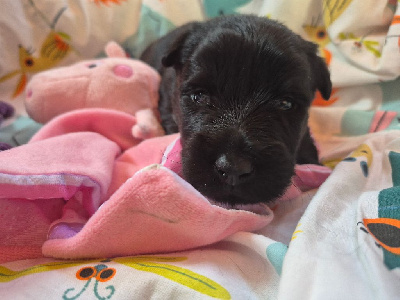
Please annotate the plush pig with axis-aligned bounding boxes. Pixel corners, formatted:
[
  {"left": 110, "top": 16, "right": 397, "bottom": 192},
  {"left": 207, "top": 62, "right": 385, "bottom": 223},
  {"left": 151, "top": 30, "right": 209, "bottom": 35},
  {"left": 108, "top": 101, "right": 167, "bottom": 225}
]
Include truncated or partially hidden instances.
[{"left": 25, "top": 41, "right": 164, "bottom": 139}]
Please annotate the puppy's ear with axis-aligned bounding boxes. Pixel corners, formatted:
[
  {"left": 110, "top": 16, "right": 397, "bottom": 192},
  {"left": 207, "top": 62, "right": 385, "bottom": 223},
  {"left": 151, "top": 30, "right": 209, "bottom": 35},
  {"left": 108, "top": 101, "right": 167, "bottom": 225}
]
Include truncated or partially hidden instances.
[
  {"left": 303, "top": 41, "right": 332, "bottom": 100},
  {"left": 162, "top": 23, "right": 197, "bottom": 68}
]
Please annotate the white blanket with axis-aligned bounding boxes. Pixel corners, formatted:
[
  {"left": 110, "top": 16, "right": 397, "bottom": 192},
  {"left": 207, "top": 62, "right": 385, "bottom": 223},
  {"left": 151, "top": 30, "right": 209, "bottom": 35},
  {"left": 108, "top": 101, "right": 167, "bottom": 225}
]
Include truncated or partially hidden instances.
[{"left": 0, "top": 0, "right": 399, "bottom": 299}]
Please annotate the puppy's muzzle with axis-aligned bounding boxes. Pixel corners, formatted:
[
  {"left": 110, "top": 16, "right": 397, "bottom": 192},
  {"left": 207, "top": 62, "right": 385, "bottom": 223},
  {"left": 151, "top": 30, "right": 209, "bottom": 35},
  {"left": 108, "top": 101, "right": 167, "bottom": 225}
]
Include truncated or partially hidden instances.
[{"left": 214, "top": 153, "right": 254, "bottom": 186}]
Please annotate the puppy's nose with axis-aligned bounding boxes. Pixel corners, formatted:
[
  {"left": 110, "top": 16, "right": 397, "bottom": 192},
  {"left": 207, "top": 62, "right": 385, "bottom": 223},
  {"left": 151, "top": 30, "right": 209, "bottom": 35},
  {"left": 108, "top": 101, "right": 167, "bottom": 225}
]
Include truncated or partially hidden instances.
[{"left": 214, "top": 154, "right": 253, "bottom": 186}]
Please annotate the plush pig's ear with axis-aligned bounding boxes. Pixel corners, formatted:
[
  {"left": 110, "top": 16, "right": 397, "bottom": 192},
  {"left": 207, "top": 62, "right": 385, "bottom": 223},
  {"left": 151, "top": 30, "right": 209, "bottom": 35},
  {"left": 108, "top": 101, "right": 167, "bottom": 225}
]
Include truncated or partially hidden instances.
[{"left": 105, "top": 41, "right": 127, "bottom": 58}]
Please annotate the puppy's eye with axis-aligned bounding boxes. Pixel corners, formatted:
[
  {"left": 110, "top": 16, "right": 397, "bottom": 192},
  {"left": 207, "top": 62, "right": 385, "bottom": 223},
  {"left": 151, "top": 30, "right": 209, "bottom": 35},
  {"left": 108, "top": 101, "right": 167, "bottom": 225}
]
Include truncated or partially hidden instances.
[
  {"left": 276, "top": 100, "right": 294, "bottom": 110},
  {"left": 190, "top": 93, "right": 211, "bottom": 106}
]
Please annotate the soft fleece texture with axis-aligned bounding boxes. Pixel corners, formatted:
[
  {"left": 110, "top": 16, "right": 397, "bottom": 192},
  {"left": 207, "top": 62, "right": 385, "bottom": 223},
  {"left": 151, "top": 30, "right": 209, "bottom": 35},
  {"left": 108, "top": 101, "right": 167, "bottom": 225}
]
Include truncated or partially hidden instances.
[{"left": 0, "top": 108, "right": 330, "bottom": 262}]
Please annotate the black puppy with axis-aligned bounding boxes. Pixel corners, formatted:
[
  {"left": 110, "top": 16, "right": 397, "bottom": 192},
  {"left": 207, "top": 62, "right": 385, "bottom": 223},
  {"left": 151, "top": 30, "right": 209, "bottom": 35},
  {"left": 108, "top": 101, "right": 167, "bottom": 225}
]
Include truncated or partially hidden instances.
[{"left": 141, "top": 15, "right": 331, "bottom": 206}]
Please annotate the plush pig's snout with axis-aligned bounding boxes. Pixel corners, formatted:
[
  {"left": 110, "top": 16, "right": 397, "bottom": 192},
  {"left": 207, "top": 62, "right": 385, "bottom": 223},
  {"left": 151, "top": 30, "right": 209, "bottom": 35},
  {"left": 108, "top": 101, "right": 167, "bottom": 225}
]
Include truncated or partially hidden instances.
[{"left": 112, "top": 64, "right": 133, "bottom": 78}]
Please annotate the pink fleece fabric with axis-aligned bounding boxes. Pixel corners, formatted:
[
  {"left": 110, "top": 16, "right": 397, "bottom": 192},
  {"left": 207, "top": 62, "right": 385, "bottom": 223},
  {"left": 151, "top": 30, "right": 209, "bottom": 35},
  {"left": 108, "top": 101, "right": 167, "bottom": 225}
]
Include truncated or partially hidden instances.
[{"left": 0, "top": 109, "right": 331, "bottom": 262}]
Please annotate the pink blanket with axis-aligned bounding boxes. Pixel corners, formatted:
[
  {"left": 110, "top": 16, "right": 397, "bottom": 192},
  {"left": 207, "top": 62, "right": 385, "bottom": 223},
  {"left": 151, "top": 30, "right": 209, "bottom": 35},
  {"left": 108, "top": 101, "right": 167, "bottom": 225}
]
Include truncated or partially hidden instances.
[{"left": 0, "top": 109, "right": 331, "bottom": 263}]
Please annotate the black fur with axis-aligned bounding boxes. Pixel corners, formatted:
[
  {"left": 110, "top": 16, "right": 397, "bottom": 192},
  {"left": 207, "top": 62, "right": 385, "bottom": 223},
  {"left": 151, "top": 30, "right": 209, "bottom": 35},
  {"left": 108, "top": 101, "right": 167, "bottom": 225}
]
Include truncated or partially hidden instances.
[{"left": 141, "top": 15, "right": 331, "bottom": 205}]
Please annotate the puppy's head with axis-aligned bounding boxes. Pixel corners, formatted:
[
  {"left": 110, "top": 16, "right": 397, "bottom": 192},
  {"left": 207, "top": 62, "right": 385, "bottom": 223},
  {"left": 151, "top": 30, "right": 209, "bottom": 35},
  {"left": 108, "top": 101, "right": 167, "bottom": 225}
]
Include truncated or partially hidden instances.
[{"left": 163, "top": 15, "right": 331, "bottom": 205}]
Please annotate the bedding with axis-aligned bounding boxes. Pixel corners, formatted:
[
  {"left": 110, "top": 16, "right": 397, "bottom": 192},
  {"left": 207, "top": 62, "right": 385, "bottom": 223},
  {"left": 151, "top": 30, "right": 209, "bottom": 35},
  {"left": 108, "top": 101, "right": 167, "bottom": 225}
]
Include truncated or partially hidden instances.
[{"left": 0, "top": 0, "right": 399, "bottom": 299}]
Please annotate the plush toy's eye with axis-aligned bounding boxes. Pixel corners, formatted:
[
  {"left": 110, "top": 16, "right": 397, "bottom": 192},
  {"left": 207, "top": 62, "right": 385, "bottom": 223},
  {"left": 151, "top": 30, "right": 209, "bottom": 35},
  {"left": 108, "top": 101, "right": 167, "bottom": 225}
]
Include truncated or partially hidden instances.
[
  {"left": 86, "top": 61, "right": 104, "bottom": 68},
  {"left": 190, "top": 93, "right": 211, "bottom": 106},
  {"left": 276, "top": 100, "right": 295, "bottom": 111}
]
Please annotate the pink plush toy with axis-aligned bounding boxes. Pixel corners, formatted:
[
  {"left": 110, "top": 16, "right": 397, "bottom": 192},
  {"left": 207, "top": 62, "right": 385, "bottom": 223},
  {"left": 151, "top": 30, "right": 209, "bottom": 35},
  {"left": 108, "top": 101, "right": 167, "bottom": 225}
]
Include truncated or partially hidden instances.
[{"left": 25, "top": 41, "right": 164, "bottom": 139}]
